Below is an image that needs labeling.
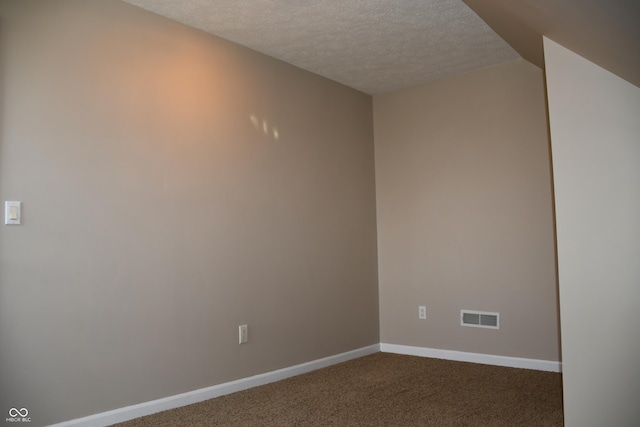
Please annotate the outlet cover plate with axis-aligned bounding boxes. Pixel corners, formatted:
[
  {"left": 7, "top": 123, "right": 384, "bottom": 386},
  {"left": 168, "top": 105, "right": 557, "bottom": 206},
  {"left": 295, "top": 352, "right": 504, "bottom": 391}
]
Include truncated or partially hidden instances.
[
  {"left": 418, "top": 306, "right": 426, "bottom": 319},
  {"left": 239, "top": 325, "right": 248, "bottom": 344}
]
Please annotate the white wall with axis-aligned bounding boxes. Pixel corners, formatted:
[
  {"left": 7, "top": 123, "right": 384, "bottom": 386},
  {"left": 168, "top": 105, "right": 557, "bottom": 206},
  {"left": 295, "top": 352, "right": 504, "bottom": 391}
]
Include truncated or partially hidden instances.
[{"left": 544, "top": 37, "right": 640, "bottom": 426}]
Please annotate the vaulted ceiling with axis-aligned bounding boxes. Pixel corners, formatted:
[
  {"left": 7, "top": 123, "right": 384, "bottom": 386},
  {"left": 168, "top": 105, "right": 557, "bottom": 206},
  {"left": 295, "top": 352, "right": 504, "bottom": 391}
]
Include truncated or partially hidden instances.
[
  {"left": 464, "top": 0, "right": 640, "bottom": 89},
  {"left": 123, "top": 0, "right": 640, "bottom": 94}
]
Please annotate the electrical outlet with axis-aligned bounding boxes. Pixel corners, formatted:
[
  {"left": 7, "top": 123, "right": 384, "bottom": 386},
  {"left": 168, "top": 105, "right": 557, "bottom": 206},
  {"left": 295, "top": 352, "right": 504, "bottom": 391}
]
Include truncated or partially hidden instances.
[
  {"left": 418, "top": 306, "right": 426, "bottom": 320},
  {"left": 239, "top": 325, "right": 248, "bottom": 344}
]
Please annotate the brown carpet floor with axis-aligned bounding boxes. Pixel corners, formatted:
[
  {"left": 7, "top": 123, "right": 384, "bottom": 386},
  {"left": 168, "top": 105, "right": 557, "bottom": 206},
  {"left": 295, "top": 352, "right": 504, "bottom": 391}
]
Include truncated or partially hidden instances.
[{"left": 112, "top": 352, "right": 563, "bottom": 426}]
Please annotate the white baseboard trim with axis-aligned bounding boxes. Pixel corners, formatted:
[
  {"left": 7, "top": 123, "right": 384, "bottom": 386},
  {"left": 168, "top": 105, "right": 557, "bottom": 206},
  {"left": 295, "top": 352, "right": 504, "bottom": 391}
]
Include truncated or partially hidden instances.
[
  {"left": 48, "top": 343, "right": 559, "bottom": 426},
  {"left": 50, "top": 344, "right": 380, "bottom": 427},
  {"left": 380, "top": 343, "right": 561, "bottom": 372}
]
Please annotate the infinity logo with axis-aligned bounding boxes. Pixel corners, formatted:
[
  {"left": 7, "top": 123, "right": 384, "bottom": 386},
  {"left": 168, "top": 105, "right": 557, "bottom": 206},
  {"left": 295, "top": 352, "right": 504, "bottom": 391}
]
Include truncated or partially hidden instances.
[{"left": 8, "top": 408, "right": 28, "bottom": 417}]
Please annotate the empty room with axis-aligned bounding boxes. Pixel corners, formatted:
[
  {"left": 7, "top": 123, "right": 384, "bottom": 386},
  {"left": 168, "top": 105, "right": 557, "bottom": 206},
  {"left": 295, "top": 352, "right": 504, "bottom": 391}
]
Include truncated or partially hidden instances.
[{"left": 1, "top": 1, "right": 638, "bottom": 426}]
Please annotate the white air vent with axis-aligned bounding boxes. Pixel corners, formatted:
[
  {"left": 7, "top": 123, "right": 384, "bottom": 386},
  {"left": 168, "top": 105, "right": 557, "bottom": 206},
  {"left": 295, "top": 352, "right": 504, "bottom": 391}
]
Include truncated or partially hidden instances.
[{"left": 461, "top": 310, "right": 500, "bottom": 330}]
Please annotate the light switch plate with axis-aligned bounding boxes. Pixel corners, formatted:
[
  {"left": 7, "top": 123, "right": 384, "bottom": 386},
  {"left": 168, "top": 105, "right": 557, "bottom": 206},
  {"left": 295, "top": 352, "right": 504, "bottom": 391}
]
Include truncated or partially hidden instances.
[{"left": 5, "top": 201, "right": 21, "bottom": 225}]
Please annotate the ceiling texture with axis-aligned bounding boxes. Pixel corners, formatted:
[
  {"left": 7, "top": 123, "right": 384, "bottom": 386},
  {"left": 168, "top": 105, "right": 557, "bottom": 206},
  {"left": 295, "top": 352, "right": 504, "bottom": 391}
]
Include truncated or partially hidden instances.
[{"left": 123, "top": 0, "right": 640, "bottom": 94}]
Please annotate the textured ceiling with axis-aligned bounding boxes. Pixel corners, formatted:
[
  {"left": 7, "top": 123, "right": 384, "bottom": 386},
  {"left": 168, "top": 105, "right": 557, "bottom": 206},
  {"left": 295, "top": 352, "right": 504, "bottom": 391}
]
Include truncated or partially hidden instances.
[{"left": 122, "top": 0, "right": 520, "bottom": 94}]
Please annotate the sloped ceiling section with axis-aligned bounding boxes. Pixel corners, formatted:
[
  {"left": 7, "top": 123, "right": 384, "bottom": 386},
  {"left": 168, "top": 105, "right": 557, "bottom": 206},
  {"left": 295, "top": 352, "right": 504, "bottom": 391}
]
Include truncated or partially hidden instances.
[
  {"left": 122, "top": 0, "right": 520, "bottom": 94},
  {"left": 464, "top": 0, "right": 640, "bottom": 88}
]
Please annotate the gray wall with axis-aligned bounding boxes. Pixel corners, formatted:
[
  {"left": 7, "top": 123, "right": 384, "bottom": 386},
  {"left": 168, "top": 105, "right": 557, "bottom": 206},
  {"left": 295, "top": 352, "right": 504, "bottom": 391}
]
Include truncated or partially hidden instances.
[
  {"left": 374, "top": 60, "right": 560, "bottom": 361},
  {"left": 0, "top": 1, "right": 379, "bottom": 425},
  {"left": 544, "top": 37, "right": 640, "bottom": 426}
]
